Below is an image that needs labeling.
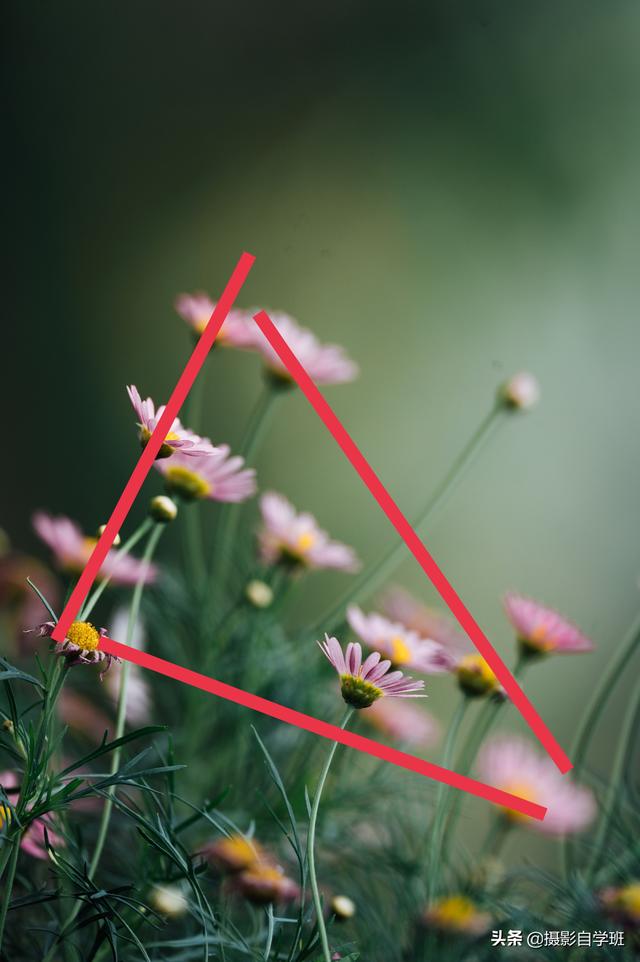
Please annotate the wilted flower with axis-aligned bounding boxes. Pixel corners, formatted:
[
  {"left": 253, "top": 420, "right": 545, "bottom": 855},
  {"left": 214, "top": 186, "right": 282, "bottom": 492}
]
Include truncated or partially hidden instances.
[
  {"left": 251, "top": 312, "right": 358, "bottom": 385},
  {"left": 205, "top": 834, "right": 267, "bottom": 873},
  {"left": 156, "top": 446, "right": 256, "bottom": 503},
  {"left": 0, "top": 772, "right": 64, "bottom": 859},
  {"left": 600, "top": 882, "right": 640, "bottom": 927},
  {"left": 30, "top": 621, "right": 116, "bottom": 676},
  {"left": 175, "top": 292, "right": 255, "bottom": 346},
  {"left": 504, "top": 593, "right": 594, "bottom": 656},
  {"left": 150, "top": 884, "right": 189, "bottom": 917},
  {"left": 127, "top": 385, "right": 218, "bottom": 459},
  {"left": 319, "top": 635, "right": 425, "bottom": 708},
  {"left": 235, "top": 863, "right": 299, "bottom": 904},
  {"left": 477, "top": 736, "right": 596, "bottom": 835},
  {"left": 423, "top": 895, "right": 491, "bottom": 935},
  {"left": 500, "top": 372, "right": 540, "bottom": 410},
  {"left": 346, "top": 605, "right": 452, "bottom": 674},
  {"left": 258, "top": 492, "right": 359, "bottom": 572},
  {"left": 33, "top": 512, "right": 157, "bottom": 586},
  {"left": 364, "top": 698, "right": 440, "bottom": 747}
]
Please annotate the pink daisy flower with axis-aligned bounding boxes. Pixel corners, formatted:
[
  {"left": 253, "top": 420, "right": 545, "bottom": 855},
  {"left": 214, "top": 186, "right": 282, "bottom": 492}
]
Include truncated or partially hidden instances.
[
  {"left": 33, "top": 512, "right": 157, "bottom": 585},
  {"left": 365, "top": 698, "right": 440, "bottom": 747},
  {"left": 126, "top": 385, "right": 218, "bottom": 459},
  {"left": 0, "top": 771, "right": 65, "bottom": 860},
  {"left": 174, "top": 292, "right": 256, "bottom": 347},
  {"left": 155, "top": 445, "right": 256, "bottom": 503},
  {"left": 251, "top": 312, "right": 358, "bottom": 386},
  {"left": 476, "top": 735, "right": 596, "bottom": 835},
  {"left": 258, "top": 492, "right": 359, "bottom": 572},
  {"left": 319, "top": 635, "right": 425, "bottom": 708},
  {"left": 504, "top": 593, "right": 594, "bottom": 655},
  {"left": 346, "top": 605, "right": 453, "bottom": 674},
  {"left": 380, "top": 589, "right": 502, "bottom": 696},
  {"left": 29, "top": 621, "right": 117, "bottom": 676}
]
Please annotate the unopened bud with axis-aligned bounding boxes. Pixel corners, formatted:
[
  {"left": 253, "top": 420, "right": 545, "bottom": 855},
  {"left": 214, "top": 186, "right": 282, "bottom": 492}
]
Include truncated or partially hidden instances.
[
  {"left": 149, "top": 884, "right": 188, "bottom": 917},
  {"left": 331, "top": 894, "right": 356, "bottom": 920},
  {"left": 245, "top": 580, "right": 274, "bottom": 609},
  {"left": 500, "top": 372, "right": 540, "bottom": 411},
  {"left": 1, "top": 720, "right": 14, "bottom": 735},
  {"left": 97, "top": 525, "right": 121, "bottom": 546},
  {"left": 149, "top": 496, "right": 178, "bottom": 523}
]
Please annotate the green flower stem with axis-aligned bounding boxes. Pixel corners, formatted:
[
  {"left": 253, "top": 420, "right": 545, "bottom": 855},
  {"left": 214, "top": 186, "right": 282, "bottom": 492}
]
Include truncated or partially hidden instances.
[
  {"left": 49, "top": 524, "right": 163, "bottom": 952},
  {"left": 0, "top": 830, "right": 20, "bottom": 950},
  {"left": 308, "top": 707, "right": 354, "bottom": 962},
  {"left": 426, "top": 696, "right": 469, "bottom": 905},
  {"left": 585, "top": 674, "right": 640, "bottom": 882},
  {"left": 209, "top": 383, "right": 281, "bottom": 610},
  {"left": 440, "top": 654, "right": 528, "bottom": 864},
  {"left": 306, "top": 403, "right": 505, "bottom": 638},
  {"left": 562, "top": 613, "right": 640, "bottom": 878},
  {"left": 79, "top": 518, "right": 154, "bottom": 621}
]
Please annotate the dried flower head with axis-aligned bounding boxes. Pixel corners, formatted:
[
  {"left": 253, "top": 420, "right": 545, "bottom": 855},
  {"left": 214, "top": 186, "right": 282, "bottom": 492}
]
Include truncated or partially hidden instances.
[
  {"left": 319, "top": 635, "right": 425, "bottom": 708},
  {"left": 30, "top": 621, "right": 116, "bottom": 676},
  {"left": 423, "top": 895, "right": 491, "bottom": 935}
]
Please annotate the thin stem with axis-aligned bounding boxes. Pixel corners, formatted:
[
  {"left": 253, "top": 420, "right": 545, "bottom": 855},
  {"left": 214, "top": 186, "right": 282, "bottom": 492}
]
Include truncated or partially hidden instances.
[
  {"left": 209, "top": 384, "right": 281, "bottom": 608},
  {"left": 306, "top": 403, "right": 504, "bottom": 637},
  {"left": 426, "top": 696, "right": 469, "bottom": 904},
  {"left": 562, "top": 613, "right": 640, "bottom": 878},
  {"left": 478, "top": 815, "right": 511, "bottom": 861},
  {"left": 307, "top": 708, "right": 353, "bottom": 962},
  {"left": 49, "top": 524, "right": 163, "bottom": 953},
  {"left": 80, "top": 518, "right": 153, "bottom": 621},
  {"left": 585, "top": 676, "right": 640, "bottom": 881},
  {"left": 0, "top": 832, "right": 20, "bottom": 949}
]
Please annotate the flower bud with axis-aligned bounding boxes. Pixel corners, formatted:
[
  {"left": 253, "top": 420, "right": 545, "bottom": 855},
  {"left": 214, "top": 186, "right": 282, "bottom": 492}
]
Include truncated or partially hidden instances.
[
  {"left": 500, "top": 372, "right": 540, "bottom": 411},
  {"left": 331, "top": 894, "right": 356, "bottom": 920},
  {"left": 245, "top": 579, "right": 274, "bottom": 609},
  {"left": 149, "top": 884, "right": 188, "bottom": 917},
  {"left": 97, "top": 525, "right": 121, "bottom": 546},
  {"left": 149, "top": 495, "right": 178, "bottom": 523}
]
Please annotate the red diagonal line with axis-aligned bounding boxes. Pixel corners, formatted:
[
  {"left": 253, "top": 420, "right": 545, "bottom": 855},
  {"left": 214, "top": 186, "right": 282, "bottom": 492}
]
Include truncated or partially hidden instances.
[
  {"left": 253, "top": 309, "right": 572, "bottom": 774},
  {"left": 99, "top": 636, "right": 546, "bottom": 820},
  {"left": 52, "top": 252, "right": 255, "bottom": 644}
]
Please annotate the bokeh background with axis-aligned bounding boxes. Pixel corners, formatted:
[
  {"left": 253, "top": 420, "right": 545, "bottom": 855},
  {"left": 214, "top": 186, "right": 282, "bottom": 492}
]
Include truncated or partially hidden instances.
[{"left": 4, "top": 0, "right": 640, "bottom": 869}]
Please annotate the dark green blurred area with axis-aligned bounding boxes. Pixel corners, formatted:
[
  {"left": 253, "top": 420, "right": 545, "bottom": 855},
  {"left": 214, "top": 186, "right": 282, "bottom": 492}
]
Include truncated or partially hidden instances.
[{"left": 4, "top": 0, "right": 640, "bottom": 843}]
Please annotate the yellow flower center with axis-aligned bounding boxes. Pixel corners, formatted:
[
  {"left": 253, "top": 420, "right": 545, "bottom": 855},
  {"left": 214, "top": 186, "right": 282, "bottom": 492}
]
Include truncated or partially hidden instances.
[
  {"left": 140, "top": 426, "right": 181, "bottom": 460},
  {"left": 456, "top": 654, "right": 499, "bottom": 697},
  {"left": 502, "top": 781, "right": 538, "bottom": 823},
  {"left": 295, "top": 531, "right": 316, "bottom": 554},
  {"left": 66, "top": 621, "right": 100, "bottom": 652},
  {"left": 389, "top": 635, "right": 411, "bottom": 665},
  {"left": 340, "top": 674, "right": 383, "bottom": 709},
  {"left": 0, "top": 804, "right": 12, "bottom": 831},
  {"left": 215, "top": 834, "right": 263, "bottom": 870},
  {"left": 164, "top": 466, "right": 211, "bottom": 501},
  {"left": 429, "top": 895, "right": 479, "bottom": 931},
  {"left": 521, "top": 624, "right": 555, "bottom": 653}
]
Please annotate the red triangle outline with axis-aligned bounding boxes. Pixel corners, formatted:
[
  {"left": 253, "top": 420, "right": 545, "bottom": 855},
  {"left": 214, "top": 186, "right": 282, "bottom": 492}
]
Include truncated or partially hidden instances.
[{"left": 52, "top": 250, "right": 567, "bottom": 819}]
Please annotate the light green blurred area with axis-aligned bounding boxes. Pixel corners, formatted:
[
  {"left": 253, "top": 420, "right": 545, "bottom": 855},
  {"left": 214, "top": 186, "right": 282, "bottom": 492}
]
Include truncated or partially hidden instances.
[{"left": 5, "top": 0, "right": 640, "bottom": 865}]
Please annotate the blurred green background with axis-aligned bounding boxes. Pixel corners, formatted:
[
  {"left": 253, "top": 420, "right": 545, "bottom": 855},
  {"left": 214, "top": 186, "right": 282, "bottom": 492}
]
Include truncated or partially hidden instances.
[{"left": 4, "top": 0, "right": 640, "bottom": 853}]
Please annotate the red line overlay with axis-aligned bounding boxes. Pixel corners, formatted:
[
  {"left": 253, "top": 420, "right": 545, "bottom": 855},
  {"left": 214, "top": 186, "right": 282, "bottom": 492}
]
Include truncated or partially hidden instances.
[
  {"left": 52, "top": 252, "right": 255, "bottom": 644},
  {"left": 100, "top": 636, "right": 546, "bottom": 820},
  {"left": 253, "top": 310, "right": 571, "bottom": 774}
]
